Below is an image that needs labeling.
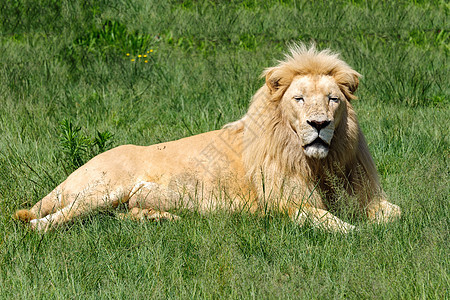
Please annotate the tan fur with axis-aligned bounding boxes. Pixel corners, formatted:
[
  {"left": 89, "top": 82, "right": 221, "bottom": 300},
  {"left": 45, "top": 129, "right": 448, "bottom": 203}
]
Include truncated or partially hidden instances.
[
  {"left": 15, "top": 44, "right": 400, "bottom": 233},
  {"left": 14, "top": 210, "right": 36, "bottom": 222}
]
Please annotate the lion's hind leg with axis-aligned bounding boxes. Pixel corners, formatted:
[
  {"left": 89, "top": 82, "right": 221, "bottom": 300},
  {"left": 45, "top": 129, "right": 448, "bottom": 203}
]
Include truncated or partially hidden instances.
[
  {"left": 29, "top": 185, "right": 125, "bottom": 232},
  {"left": 119, "top": 181, "right": 182, "bottom": 223},
  {"left": 14, "top": 186, "right": 64, "bottom": 223}
]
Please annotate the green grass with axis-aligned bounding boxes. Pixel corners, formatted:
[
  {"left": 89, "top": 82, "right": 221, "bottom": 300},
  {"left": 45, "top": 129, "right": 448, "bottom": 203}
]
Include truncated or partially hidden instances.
[{"left": 0, "top": 0, "right": 448, "bottom": 298}]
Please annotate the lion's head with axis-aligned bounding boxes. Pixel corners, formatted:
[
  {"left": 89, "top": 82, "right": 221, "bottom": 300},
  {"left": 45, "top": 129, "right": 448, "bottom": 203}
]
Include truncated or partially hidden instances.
[
  {"left": 226, "top": 44, "right": 363, "bottom": 179},
  {"left": 263, "top": 44, "right": 360, "bottom": 160}
]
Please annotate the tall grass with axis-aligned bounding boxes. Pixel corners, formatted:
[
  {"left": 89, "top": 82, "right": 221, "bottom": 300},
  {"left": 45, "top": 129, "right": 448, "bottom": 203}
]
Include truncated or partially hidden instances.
[{"left": 0, "top": 0, "right": 448, "bottom": 298}]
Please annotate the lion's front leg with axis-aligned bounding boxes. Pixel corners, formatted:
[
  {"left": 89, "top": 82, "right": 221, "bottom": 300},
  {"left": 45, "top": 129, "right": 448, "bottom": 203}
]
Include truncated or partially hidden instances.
[
  {"left": 366, "top": 199, "right": 401, "bottom": 224},
  {"left": 265, "top": 177, "right": 356, "bottom": 234},
  {"left": 293, "top": 206, "right": 356, "bottom": 234}
]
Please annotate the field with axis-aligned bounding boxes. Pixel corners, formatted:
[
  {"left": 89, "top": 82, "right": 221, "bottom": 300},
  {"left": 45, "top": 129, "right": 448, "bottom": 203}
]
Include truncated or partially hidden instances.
[{"left": 0, "top": 0, "right": 448, "bottom": 298}]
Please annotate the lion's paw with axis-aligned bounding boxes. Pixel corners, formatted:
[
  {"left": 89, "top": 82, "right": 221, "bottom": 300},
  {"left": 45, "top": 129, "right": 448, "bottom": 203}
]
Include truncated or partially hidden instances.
[
  {"left": 147, "top": 211, "right": 180, "bottom": 222},
  {"left": 336, "top": 222, "right": 356, "bottom": 234},
  {"left": 368, "top": 200, "right": 401, "bottom": 224},
  {"left": 119, "top": 208, "right": 180, "bottom": 223},
  {"left": 325, "top": 217, "right": 356, "bottom": 234},
  {"left": 302, "top": 209, "right": 356, "bottom": 234},
  {"left": 30, "top": 217, "right": 51, "bottom": 232}
]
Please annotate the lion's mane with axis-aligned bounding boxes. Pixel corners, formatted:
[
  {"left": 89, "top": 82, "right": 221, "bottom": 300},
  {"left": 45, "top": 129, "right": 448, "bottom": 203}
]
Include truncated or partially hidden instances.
[{"left": 229, "top": 44, "right": 381, "bottom": 206}]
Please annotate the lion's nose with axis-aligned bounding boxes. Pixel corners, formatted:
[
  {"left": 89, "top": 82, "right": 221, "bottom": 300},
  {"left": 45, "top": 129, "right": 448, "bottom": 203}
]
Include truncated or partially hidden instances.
[{"left": 307, "top": 120, "right": 331, "bottom": 131}]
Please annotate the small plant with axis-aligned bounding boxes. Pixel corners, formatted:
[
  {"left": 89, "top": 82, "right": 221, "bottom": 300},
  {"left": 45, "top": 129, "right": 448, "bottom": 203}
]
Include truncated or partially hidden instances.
[
  {"left": 59, "top": 119, "right": 114, "bottom": 173},
  {"left": 92, "top": 130, "right": 114, "bottom": 154},
  {"left": 66, "top": 19, "right": 154, "bottom": 64}
]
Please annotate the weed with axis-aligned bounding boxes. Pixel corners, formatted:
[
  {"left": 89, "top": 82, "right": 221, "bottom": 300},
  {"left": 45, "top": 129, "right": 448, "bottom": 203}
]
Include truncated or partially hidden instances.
[
  {"left": 59, "top": 119, "right": 113, "bottom": 173},
  {"left": 66, "top": 19, "right": 154, "bottom": 65}
]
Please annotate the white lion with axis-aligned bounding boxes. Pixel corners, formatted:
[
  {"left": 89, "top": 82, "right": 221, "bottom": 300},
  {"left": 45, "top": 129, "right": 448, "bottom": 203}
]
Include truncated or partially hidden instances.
[{"left": 15, "top": 44, "right": 401, "bottom": 233}]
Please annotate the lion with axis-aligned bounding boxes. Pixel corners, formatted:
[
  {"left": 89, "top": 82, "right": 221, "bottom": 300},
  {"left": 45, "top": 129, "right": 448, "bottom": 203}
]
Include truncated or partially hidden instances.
[{"left": 15, "top": 44, "right": 401, "bottom": 233}]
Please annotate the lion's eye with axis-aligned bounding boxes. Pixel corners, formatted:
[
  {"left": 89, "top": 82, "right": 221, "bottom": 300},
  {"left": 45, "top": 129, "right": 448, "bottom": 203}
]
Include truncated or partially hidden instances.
[
  {"left": 294, "top": 96, "right": 304, "bottom": 103},
  {"left": 329, "top": 96, "right": 339, "bottom": 103}
]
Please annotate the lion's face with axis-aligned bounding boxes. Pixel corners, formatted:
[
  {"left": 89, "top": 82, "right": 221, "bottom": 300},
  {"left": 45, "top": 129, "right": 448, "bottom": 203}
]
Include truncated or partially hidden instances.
[{"left": 281, "top": 75, "right": 346, "bottom": 159}]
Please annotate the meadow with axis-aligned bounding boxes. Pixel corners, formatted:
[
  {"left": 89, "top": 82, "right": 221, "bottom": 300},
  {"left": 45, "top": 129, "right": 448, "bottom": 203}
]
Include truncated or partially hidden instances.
[{"left": 0, "top": 0, "right": 448, "bottom": 298}]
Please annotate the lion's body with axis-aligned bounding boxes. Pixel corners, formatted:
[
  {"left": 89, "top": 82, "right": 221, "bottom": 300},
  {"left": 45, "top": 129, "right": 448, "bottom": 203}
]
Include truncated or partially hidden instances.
[{"left": 15, "top": 44, "right": 400, "bottom": 233}]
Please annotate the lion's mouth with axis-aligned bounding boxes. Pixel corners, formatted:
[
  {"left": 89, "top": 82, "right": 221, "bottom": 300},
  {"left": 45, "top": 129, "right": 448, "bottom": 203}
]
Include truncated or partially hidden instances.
[{"left": 303, "top": 138, "right": 330, "bottom": 149}]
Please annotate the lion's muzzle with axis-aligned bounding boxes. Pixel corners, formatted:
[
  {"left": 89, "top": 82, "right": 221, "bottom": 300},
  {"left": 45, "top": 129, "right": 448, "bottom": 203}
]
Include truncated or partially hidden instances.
[
  {"left": 302, "top": 118, "right": 334, "bottom": 159},
  {"left": 306, "top": 119, "right": 331, "bottom": 131}
]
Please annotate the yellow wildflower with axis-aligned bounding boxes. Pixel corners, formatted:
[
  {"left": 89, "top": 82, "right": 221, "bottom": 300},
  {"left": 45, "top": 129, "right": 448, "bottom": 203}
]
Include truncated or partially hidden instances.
[
  {"left": 144, "top": 60, "right": 148, "bottom": 63},
  {"left": 143, "top": 55, "right": 147, "bottom": 57},
  {"left": 138, "top": 55, "right": 142, "bottom": 58},
  {"left": 150, "top": 49, "right": 153, "bottom": 52},
  {"left": 126, "top": 53, "right": 130, "bottom": 56},
  {"left": 131, "top": 59, "right": 135, "bottom": 62}
]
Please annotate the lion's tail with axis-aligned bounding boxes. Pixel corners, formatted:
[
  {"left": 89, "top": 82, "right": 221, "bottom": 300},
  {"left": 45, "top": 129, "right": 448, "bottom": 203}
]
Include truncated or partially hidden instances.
[{"left": 14, "top": 209, "right": 37, "bottom": 222}]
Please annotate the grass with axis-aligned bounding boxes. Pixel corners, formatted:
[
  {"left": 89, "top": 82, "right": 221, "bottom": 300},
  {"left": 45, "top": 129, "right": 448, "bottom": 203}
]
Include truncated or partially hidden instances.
[{"left": 0, "top": 0, "right": 448, "bottom": 298}]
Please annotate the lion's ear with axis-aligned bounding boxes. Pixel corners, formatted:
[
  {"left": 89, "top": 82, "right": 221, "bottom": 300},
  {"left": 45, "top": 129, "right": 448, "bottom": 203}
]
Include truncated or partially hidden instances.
[
  {"left": 337, "top": 70, "right": 360, "bottom": 100},
  {"left": 347, "top": 72, "right": 359, "bottom": 94},
  {"left": 264, "top": 67, "right": 292, "bottom": 95},
  {"left": 265, "top": 67, "right": 280, "bottom": 94}
]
